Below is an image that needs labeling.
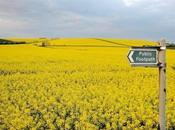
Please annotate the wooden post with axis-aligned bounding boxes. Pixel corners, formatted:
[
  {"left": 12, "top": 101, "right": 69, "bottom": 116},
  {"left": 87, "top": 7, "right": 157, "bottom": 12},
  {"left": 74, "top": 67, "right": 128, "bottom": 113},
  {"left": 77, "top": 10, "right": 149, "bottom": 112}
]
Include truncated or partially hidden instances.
[{"left": 158, "top": 39, "right": 166, "bottom": 130}]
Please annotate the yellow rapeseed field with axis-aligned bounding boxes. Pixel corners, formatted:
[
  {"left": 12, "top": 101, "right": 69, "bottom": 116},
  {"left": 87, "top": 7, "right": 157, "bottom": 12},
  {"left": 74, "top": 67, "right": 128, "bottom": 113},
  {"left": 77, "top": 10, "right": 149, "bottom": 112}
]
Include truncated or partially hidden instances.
[{"left": 0, "top": 38, "right": 175, "bottom": 130}]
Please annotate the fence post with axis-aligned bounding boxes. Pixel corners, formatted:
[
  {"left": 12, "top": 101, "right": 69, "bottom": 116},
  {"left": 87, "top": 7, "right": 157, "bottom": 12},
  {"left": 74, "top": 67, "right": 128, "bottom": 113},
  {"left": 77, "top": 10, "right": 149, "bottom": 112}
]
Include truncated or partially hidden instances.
[{"left": 158, "top": 39, "right": 166, "bottom": 130}]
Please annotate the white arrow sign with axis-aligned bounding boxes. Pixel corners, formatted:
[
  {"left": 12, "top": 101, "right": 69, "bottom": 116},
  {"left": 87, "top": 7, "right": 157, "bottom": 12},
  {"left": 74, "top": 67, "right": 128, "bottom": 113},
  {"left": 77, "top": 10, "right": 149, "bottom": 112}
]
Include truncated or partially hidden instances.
[
  {"left": 127, "top": 48, "right": 158, "bottom": 67},
  {"left": 128, "top": 50, "right": 134, "bottom": 63}
]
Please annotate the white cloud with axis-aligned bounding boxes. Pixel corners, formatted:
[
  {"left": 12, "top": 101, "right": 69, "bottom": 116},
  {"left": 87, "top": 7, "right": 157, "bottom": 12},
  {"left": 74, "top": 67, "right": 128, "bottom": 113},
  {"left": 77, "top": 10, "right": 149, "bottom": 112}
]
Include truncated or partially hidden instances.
[
  {"left": 123, "top": 0, "right": 175, "bottom": 8},
  {"left": 0, "top": 0, "right": 174, "bottom": 41},
  {"left": 122, "top": 0, "right": 142, "bottom": 7},
  {"left": 46, "top": 0, "right": 57, "bottom": 9},
  {"left": 0, "top": 18, "right": 28, "bottom": 30}
]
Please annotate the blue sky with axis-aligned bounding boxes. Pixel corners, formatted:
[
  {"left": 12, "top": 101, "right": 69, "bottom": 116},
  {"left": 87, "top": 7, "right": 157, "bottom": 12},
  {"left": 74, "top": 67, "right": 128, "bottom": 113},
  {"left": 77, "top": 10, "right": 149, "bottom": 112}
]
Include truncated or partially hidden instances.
[{"left": 0, "top": 0, "right": 175, "bottom": 42}]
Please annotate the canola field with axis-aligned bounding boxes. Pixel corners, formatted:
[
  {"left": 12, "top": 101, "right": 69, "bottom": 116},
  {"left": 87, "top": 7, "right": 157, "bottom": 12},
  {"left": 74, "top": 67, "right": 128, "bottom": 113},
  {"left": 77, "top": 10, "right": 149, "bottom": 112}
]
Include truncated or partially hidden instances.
[{"left": 0, "top": 38, "right": 175, "bottom": 130}]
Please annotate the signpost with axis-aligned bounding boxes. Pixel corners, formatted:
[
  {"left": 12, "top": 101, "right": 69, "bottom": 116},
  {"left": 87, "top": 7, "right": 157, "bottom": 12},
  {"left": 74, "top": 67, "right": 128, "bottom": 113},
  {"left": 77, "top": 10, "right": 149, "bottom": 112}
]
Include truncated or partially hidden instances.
[
  {"left": 127, "top": 39, "right": 166, "bottom": 130},
  {"left": 128, "top": 48, "right": 158, "bottom": 66}
]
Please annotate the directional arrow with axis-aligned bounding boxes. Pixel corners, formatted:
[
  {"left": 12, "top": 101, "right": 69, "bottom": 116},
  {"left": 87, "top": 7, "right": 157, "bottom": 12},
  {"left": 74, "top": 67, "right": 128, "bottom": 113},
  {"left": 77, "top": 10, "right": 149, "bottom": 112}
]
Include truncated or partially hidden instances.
[
  {"left": 127, "top": 48, "right": 158, "bottom": 67},
  {"left": 128, "top": 50, "right": 134, "bottom": 63}
]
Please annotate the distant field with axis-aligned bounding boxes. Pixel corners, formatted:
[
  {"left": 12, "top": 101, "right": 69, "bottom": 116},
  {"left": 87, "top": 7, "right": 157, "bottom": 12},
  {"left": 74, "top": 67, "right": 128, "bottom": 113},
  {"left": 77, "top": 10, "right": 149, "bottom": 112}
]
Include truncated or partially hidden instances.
[
  {"left": 48, "top": 38, "right": 157, "bottom": 46},
  {"left": 3, "top": 38, "right": 158, "bottom": 46},
  {"left": 0, "top": 38, "right": 175, "bottom": 129}
]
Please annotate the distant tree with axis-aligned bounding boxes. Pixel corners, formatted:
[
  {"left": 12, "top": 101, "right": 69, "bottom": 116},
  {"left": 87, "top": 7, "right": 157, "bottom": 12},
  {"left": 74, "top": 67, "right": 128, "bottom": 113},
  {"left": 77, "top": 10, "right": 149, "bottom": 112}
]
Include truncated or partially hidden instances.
[{"left": 41, "top": 40, "right": 50, "bottom": 47}]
